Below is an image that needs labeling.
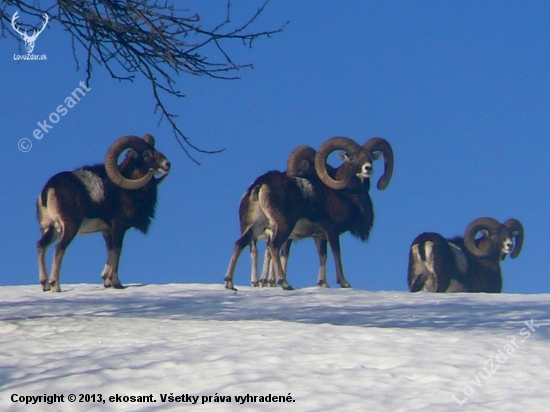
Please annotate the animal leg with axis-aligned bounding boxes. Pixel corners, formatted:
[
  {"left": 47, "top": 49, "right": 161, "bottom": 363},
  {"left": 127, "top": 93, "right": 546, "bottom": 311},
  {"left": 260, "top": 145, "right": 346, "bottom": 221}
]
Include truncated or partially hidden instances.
[
  {"left": 107, "top": 227, "right": 127, "bottom": 289},
  {"left": 48, "top": 222, "right": 78, "bottom": 292},
  {"left": 101, "top": 231, "right": 115, "bottom": 288},
  {"left": 268, "top": 233, "right": 294, "bottom": 290},
  {"left": 315, "top": 237, "right": 329, "bottom": 288},
  {"left": 256, "top": 185, "right": 294, "bottom": 290},
  {"left": 267, "top": 242, "right": 293, "bottom": 290},
  {"left": 259, "top": 247, "right": 272, "bottom": 287},
  {"left": 250, "top": 240, "right": 260, "bottom": 287},
  {"left": 37, "top": 225, "right": 58, "bottom": 291},
  {"left": 280, "top": 239, "right": 293, "bottom": 276},
  {"left": 407, "top": 245, "right": 424, "bottom": 292},
  {"left": 224, "top": 226, "right": 254, "bottom": 290},
  {"left": 327, "top": 233, "right": 351, "bottom": 288}
]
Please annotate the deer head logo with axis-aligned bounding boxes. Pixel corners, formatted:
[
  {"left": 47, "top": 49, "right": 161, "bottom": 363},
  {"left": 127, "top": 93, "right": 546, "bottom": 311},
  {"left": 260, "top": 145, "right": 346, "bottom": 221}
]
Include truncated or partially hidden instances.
[{"left": 11, "top": 11, "right": 49, "bottom": 54}]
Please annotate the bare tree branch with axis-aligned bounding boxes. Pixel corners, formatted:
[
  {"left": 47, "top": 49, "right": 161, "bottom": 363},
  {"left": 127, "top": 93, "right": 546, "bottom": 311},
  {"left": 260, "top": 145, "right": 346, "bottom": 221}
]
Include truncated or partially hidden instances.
[{"left": 1, "top": 0, "right": 286, "bottom": 164}]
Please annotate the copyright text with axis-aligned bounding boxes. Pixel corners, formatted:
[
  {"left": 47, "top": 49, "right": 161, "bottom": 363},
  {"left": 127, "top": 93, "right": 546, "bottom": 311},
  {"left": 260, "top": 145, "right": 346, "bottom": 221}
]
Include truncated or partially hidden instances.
[{"left": 10, "top": 392, "right": 296, "bottom": 405}]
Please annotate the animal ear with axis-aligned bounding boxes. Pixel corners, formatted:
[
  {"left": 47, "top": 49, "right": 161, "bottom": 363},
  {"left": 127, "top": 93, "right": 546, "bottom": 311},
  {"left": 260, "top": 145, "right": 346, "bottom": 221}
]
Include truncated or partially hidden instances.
[
  {"left": 125, "top": 149, "right": 138, "bottom": 159},
  {"left": 338, "top": 152, "right": 351, "bottom": 162},
  {"left": 480, "top": 229, "right": 489, "bottom": 237},
  {"left": 142, "top": 149, "right": 153, "bottom": 159},
  {"left": 143, "top": 133, "right": 155, "bottom": 147},
  {"left": 512, "top": 230, "right": 519, "bottom": 237},
  {"left": 372, "top": 151, "right": 383, "bottom": 160}
]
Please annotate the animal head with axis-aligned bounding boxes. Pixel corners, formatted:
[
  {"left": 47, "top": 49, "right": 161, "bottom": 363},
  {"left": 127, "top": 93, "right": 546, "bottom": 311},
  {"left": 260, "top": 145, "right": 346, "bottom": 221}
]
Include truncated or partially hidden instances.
[
  {"left": 11, "top": 11, "right": 49, "bottom": 54},
  {"left": 314, "top": 136, "right": 394, "bottom": 190},
  {"left": 464, "top": 217, "right": 524, "bottom": 260},
  {"left": 105, "top": 134, "right": 171, "bottom": 189}
]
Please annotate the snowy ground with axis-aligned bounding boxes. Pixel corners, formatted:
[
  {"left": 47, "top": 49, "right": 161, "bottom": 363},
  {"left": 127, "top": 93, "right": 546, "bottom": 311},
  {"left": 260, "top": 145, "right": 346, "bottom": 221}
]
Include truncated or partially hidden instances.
[{"left": 1, "top": 283, "right": 549, "bottom": 411}]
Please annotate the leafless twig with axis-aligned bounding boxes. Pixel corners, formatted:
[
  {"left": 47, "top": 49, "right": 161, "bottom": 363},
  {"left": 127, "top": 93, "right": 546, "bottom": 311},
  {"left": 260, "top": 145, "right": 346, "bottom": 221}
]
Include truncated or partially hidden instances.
[{"left": 1, "top": 0, "right": 286, "bottom": 163}]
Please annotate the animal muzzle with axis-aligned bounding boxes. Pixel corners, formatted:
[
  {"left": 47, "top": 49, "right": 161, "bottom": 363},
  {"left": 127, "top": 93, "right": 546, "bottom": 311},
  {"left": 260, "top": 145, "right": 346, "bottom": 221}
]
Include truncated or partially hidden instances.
[
  {"left": 156, "top": 159, "right": 171, "bottom": 175},
  {"left": 501, "top": 238, "right": 514, "bottom": 255},
  {"left": 356, "top": 162, "right": 373, "bottom": 180}
]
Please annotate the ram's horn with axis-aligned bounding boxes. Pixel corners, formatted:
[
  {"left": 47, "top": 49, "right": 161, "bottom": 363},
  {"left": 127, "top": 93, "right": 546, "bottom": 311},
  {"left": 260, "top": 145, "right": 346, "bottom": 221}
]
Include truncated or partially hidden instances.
[
  {"left": 105, "top": 136, "right": 155, "bottom": 190},
  {"left": 464, "top": 217, "right": 502, "bottom": 257},
  {"left": 503, "top": 218, "right": 524, "bottom": 259},
  {"left": 363, "top": 137, "right": 394, "bottom": 190},
  {"left": 314, "top": 136, "right": 361, "bottom": 190},
  {"left": 287, "top": 145, "right": 317, "bottom": 177}
]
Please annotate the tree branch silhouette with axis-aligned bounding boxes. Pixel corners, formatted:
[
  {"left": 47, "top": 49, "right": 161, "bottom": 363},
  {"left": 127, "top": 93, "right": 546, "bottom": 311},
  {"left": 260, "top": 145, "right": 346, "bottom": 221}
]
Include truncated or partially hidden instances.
[{"left": 1, "top": 0, "right": 286, "bottom": 164}]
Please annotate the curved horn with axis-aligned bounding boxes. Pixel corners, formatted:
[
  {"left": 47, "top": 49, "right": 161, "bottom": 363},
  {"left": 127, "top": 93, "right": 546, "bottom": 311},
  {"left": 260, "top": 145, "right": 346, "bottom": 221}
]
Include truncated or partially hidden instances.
[
  {"left": 503, "top": 218, "right": 524, "bottom": 259},
  {"left": 287, "top": 145, "right": 317, "bottom": 178},
  {"left": 464, "top": 217, "right": 502, "bottom": 258},
  {"left": 314, "top": 136, "right": 362, "bottom": 190},
  {"left": 105, "top": 136, "right": 155, "bottom": 190},
  {"left": 363, "top": 137, "right": 394, "bottom": 190}
]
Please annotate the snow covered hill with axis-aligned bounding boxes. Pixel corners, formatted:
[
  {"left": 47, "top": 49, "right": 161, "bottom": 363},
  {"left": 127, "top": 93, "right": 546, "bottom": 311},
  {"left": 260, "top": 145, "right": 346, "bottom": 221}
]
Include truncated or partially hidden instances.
[{"left": 1, "top": 284, "right": 549, "bottom": 411}]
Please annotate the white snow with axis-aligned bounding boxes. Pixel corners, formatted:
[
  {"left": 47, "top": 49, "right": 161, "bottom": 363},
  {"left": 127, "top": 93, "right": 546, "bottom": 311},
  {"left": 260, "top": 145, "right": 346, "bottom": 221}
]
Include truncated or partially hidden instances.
[{"left": 1, "top": 283, "right": 549, "bottom": 411}]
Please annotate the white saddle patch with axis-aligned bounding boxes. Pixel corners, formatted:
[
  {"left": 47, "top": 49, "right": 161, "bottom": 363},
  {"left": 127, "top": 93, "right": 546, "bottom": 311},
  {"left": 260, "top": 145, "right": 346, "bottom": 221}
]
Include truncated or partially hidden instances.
[
  {"left": 449, "top": 242, "right": 468, "bottom": 274},
  {"left": 294, "top": 177, "right": 315, "bottom": 199},
  {"left": 74, "top": 170, "right": 105, "bottom": 203}
]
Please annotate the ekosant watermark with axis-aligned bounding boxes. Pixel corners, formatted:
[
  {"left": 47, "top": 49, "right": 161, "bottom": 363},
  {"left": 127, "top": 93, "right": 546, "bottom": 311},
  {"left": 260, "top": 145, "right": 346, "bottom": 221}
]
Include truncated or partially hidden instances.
[
  {"left": 452, "top": 319, "right": 541, "bottom": 406},
  {"left": 17, "top": 81, "right": 91, "bottom": 153}
]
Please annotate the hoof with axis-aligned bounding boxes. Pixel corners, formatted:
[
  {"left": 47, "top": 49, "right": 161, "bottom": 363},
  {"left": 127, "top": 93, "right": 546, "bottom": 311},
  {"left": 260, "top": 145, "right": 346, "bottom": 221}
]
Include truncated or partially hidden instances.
[
  {"left": 317, "top": 280, "right": 329, "bottom": 288},
  {"left": 103, "top": 274, "right": 112, "bottom": 288},
  {"left": 340, "top": 282, "right": 352, "bottom": 289},
  {"left": 278, "top": 280, "right": 294, "bottom": 291},
  {"left": 41, "top": 281, "right": 51, "bottom": 292},
  {"left": 49, "top": 281, "right": 61, "bottom": 293},
  {"left": 259, "top": 279, "right": 268, "bottom": 287},
  {"left": 251, "top": 281, "right": 260, "bottom": 287},
  {"left": 224, "top": 281, "right": 237, "bottom": 291}
]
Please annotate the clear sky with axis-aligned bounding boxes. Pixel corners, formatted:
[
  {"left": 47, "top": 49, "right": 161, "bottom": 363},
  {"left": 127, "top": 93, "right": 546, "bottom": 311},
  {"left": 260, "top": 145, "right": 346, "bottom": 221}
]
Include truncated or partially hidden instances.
[{"left": 2, "top": 1, "right": 549, "bottom": 293}]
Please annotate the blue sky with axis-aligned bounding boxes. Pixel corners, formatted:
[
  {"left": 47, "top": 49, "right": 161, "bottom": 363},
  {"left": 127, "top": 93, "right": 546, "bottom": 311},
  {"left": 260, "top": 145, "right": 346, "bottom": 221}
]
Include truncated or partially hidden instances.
[{"left": 2, "top": 1, "right": 549, "bottom": 293}]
